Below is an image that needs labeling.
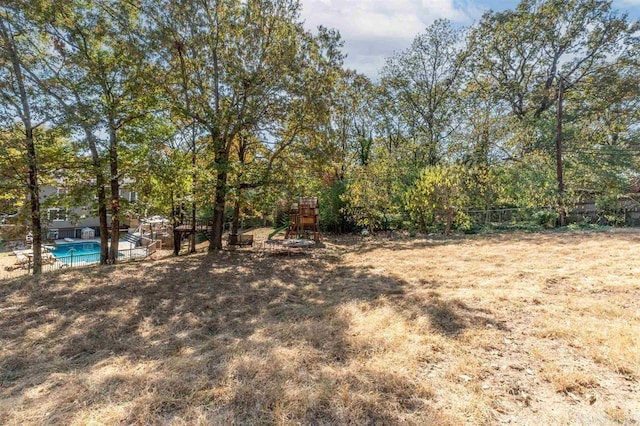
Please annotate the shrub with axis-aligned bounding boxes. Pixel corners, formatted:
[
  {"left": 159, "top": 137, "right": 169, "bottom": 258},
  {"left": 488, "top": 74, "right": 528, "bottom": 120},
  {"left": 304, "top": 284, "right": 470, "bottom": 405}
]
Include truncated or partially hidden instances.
[
  {"left": 404, "top": 165, "right": 470, "bottom": 235},
  {"left": 532, "top": 209, "right": 558, "bottom": 228}
]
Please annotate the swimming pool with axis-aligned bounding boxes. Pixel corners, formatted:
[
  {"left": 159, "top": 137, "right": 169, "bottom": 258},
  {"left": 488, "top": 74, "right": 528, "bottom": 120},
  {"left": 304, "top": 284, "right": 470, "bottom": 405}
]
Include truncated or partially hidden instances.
[
  {"left": 51, "top": 242, "right": 101, "bottom": 256},
  {"left": 50, "top": 242, "right": 102, "bottom": 265}
]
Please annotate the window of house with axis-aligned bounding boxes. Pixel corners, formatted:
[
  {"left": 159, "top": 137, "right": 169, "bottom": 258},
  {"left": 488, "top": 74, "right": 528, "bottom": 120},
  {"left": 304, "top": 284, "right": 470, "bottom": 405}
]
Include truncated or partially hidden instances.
[
  {"left": 56, "top": 187, "right": 67, "bottom": 195},
  {"left": 48, "top": 208, "right": 68, "bottom": 221},
  {"left": 47, "top": 229, "right": 59, "bottom": 240},
  {"left": 129, "top": 191, "right": 138, "bottom": 202}
]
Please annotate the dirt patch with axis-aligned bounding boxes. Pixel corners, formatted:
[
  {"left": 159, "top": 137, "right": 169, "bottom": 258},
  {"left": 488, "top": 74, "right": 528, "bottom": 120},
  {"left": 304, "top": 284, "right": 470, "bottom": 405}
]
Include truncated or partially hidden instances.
[{"left": 1, "top": 229, "right": 639, "bottom": 425}]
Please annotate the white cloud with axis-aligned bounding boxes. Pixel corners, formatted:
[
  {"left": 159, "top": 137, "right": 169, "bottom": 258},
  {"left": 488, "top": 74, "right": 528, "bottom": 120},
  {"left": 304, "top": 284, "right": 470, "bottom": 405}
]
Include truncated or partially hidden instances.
[
  {"left": 300, "top": 0, "right": 480, "bottom": 78},
  {"left": 299, "top": 0, "right": 639, "bottom": 79}
]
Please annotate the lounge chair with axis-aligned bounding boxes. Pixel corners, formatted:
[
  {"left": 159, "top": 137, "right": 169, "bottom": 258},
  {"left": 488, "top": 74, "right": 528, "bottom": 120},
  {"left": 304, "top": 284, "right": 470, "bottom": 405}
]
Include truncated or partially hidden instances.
[{"left": 14, "top": 252, "right": 29, "bottom": 264}]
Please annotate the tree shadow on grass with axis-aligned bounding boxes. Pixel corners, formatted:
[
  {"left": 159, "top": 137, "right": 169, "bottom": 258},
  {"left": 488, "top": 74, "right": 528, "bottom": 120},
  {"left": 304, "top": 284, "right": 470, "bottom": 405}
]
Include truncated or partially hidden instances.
[
  {"left": 398, "top": 292, "right": 509, "bottom": 337},
  {"left": 0, "top": 248, "right": 506, "bottom": 425}
]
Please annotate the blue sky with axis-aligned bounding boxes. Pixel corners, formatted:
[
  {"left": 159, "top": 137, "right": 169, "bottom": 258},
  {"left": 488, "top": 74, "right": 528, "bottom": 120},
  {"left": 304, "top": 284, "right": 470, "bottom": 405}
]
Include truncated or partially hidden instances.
[{"left": 299, "top": 0, "right": 640, "bottom": 78}]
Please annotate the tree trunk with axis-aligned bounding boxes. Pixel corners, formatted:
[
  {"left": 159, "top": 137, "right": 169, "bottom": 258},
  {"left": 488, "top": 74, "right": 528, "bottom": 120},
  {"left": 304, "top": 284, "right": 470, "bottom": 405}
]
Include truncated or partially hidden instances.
[
  {"left": 231, "top": 140, "right": 246, "bottom": 237},
  {"left": 231, "top": 197, "right": 241, "bottom": 235},
  {"left": 108, "top": 124, "right": 121, "bottom": 263},
  {"left": 444, "top": 209, "right": 453, "bottom": 235},
  {"left": 170, "top": 190, "right": 180, "bottom": 256},
  {"left": 209, "top": 144, "right": 229, "bottom": 251},
  {"left": 190, "top": 137, "right": 197, "bottom": 254},
  {"left": 190, "top": 204, "right": 196, "bottom": 253},
  {"left": 83, "top": 128, "right": 109, "bottom": 264},
  {"left": 96, "top": 172, "right": 109, "bottom": 263},
  {"left": 556, "top": 77, "right": 566, "bottom": 227},
  {"left": 27, "top": 126, "right": 42, "bottom": 275}
]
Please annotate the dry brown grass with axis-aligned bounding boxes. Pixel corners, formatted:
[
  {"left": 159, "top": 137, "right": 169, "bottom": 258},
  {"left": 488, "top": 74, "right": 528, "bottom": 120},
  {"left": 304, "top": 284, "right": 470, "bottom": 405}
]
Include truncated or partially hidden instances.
[{"left": 1, "top": 228, "right": 639, "bottom": 425}]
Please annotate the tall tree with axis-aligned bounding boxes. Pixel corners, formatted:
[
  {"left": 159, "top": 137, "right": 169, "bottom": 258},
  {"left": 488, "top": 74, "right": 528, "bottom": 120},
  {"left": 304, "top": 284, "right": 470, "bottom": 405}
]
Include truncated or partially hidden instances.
[
  {"left": 563, "top": 49, "right": 640, "bottom": 200},
  {"left": 147, "top": 0, "right": 342, "bottom": 250},
  {"left": 0, "top": 5, "right": 44, "bottom": 274},
  {"left": 454, "top": 76, "right": 510, "bottom": 218},
  {"left": 473, "top": 0, "right": 638, "bottom": 224},
  {"left": 39, "top": 0, "right": 151, "bottom": 262},
  {"left": 380, "top": 19, "right": 470, "bottom": 167},
  {"left": 22, "top": 23, "right": 111, "bottom": 263}
]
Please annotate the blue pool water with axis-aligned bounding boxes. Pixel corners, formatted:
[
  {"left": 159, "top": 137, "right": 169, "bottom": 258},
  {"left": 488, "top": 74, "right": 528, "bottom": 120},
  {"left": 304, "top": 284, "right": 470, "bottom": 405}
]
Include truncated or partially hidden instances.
[
  {"left": 51, "top": 242, "right": 101, "bottom": 257},
  {"left": 51, "top": 242, "right": 102, "bottom": 265},
  {"left": 50, "top": 242, "right": 131, "bottom": 266}
]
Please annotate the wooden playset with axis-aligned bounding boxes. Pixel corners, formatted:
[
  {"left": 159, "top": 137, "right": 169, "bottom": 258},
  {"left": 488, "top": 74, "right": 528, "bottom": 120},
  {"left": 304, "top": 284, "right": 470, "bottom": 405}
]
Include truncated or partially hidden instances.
[{"left": 285, "top": 197, "right": 321, "bottom": 242}]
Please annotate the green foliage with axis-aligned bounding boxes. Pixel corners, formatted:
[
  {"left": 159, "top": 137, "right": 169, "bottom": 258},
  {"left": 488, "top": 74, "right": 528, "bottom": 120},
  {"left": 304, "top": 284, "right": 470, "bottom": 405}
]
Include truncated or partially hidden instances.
[
  {"left": 380, "top": 19, "right": 469, "bottom": 167},
  {"left": 341, "top": 157, "right": 401, "bottom": 232},
  {"left": 465, "top": 166, "right": 502, "bottom": 211},
  {"left": 594, "top": 194, "right": 628, "bottom": 226},
  {"left": 1, "top": 0, "right": 640, "bottom": 243},
  {"left": 496, "top": 151, "right": 559, "bottom": 208},
  {"left": 532, "top": 209, "right": 558, "bottom": 228},
  {"left": 142, "top": 0, "right": 347, "bottom": 248},
  {"left": 404, "top": 164, "right": 470, "bottom": 234},
  {"left": 318, "top": 179, "right": 349, "bottom": 233}
]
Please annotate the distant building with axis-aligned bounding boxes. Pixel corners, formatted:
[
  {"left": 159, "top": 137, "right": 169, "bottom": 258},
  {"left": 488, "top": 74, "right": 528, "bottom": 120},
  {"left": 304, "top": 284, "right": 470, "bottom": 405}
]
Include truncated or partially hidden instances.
[{"left": 41, "top": 185, "right": 139, "bottom": 240}]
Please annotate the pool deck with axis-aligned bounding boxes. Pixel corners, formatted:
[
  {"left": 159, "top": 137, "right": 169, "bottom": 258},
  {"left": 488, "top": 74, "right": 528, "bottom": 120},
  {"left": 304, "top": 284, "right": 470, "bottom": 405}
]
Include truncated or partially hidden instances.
[
  {"left": 46, "top": 239, "right": 146, "bottom": 265},
  {"left": 3, "top": 239, "right": 147, "bottom": 275},
  {"left": 53, "top": 238, "right": 100, "bottom": 245},
  {"left": 52, "top": 238, "right": 137, "bottom": 251}
]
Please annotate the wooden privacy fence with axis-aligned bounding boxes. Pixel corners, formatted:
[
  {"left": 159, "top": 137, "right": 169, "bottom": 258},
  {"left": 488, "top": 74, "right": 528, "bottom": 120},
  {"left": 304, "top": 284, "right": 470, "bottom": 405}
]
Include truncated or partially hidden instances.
[{"left": 568, "top": 205, "right": 640, "bottom": 226}]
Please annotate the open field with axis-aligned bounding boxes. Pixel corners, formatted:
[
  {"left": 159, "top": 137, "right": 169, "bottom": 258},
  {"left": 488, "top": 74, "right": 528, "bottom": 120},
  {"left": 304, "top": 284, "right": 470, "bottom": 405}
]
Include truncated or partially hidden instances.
[{"left": 1, "top": 229, "right": 639, "bottom": 425}]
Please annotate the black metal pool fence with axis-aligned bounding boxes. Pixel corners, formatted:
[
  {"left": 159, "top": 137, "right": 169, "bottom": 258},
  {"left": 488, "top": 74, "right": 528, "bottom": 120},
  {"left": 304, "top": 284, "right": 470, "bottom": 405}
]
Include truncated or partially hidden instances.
[{"left": 23, "top": 242, "right": 158, "bottom": 274}]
